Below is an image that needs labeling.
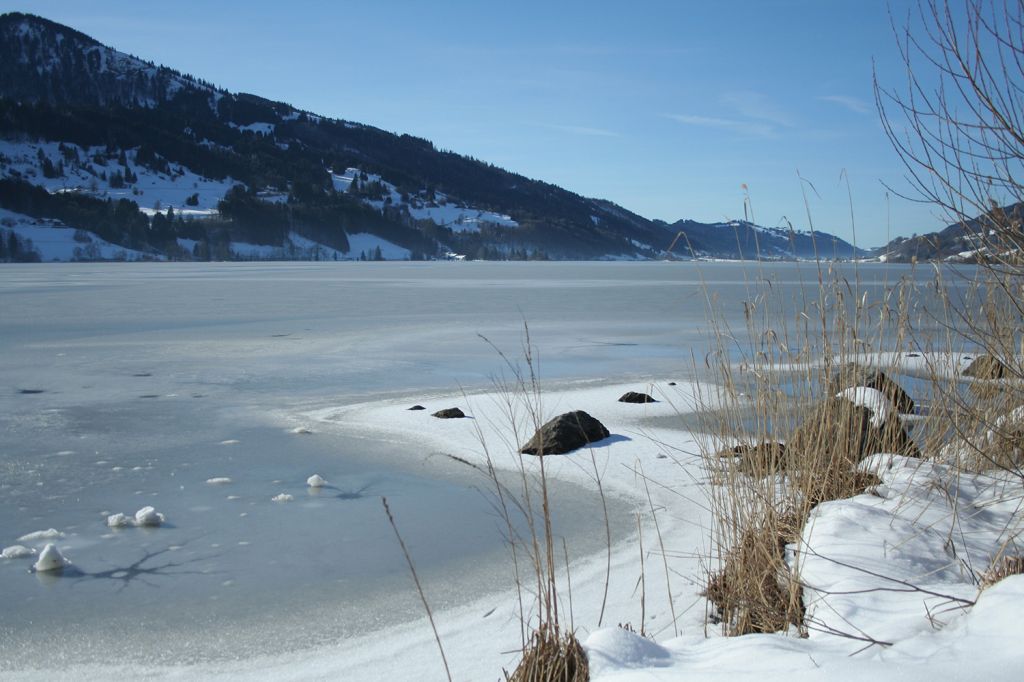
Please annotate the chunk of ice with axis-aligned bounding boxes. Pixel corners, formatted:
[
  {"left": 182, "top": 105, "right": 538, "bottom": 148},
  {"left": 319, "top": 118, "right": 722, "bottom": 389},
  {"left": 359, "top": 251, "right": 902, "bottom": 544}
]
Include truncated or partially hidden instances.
[
  {"left": 33, "top": 544, "right": 69, "bottom": 572},
  {"left": 134, "top": 506, "right": 165, "bottom": 527},
  {"left": 2, "top": 544, "right": 37, "bottom": 559},
  {"left": 17, "top": 528, "right": 63, "bottom": 542},
  {"left": 106, "top": 513, "right": 132, "bottom": 528}
]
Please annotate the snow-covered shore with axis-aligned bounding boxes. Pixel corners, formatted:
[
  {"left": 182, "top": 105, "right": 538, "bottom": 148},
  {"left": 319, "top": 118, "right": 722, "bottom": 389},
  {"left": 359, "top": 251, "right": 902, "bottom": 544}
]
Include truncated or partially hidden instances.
[{"left": 7, "top": 373, "right": 1023, "bottom": 681}]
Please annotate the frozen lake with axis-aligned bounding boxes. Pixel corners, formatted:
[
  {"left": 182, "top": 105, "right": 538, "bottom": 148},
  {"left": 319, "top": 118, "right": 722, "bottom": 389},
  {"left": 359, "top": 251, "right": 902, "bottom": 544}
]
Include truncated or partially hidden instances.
[{"left": 0, "top": 260, "right": 943, "bottom": 668}]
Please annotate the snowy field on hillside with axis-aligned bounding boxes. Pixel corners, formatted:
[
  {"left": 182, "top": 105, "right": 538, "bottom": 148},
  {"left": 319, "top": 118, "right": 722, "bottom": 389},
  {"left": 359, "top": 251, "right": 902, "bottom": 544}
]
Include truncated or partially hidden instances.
[
  {"left": 0, "top": 138, "right": 237, "bottom": 214},
  {"left": 0, "top": 208, "right": 152, "bottom": 261},
  {"left": 330, "top": 167, "right": 518, "bottom": 232}
]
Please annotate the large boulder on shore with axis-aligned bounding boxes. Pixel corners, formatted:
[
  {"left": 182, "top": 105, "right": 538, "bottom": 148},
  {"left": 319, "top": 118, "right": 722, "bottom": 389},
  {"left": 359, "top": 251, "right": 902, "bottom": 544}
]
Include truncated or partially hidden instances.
[
  {"left": 788, "top": 396, "right": 920, "bottom": 468},
  {"left": 828, "top": 364, "right": 915, "bottom": 413},
  {"left": 618, "top": 391, "right": 656, "bottom": 404},
  {"left": 432, "top": 407, "right": 465, "bottom": 419},
  {"left": 520, "top": 411, "right": 610, "bottom": 456},
  {"left": 963, "top": 354, "right": 1010, "bottom": 380}
]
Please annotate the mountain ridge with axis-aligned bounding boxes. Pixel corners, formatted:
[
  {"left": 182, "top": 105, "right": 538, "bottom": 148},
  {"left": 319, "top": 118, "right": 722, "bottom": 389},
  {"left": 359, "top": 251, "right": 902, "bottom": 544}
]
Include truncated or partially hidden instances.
[{"left": 0, "top": 12, "right": 866, "bottom": 262}]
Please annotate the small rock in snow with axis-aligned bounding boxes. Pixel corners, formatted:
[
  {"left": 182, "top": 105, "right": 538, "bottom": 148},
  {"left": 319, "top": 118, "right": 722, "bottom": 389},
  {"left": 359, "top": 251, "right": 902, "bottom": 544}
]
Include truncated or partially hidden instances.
[
  {"left": 2, "top": 544, "right": 37, "bottom": 559},
  {"left": 306, "top": 474, "right": 327, "bottom": 488},
  {"left": 33, "top": 544, "right": 69, "bottom": 573},
  {"left": 206, "top": 477, "right": 232, "bottom": 485},
  {"left": 272, "top": 493, "right": 294, "bottom": 502},
  {"left": 134, "top": 506, "right": 165, "bottom": 527}
]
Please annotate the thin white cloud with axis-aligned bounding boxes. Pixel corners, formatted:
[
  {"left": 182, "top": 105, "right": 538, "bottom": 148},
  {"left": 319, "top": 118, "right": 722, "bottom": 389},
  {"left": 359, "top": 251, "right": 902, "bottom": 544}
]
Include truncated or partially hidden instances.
[
  {"left": 664, "top": 114, "right": 775, "bottom": 138},
  {"left": 542, "top": 124, "right": 619, "bottom": 137},
  {"left": 720, "top": 91, "right": 795, "bottom": 128},
  {"left": 818, "top": 95, "right": 872, "bottom": 114}
]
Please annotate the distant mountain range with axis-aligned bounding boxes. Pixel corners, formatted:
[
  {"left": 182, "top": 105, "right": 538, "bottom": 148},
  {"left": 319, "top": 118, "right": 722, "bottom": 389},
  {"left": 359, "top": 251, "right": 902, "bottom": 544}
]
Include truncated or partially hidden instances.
[
  {"left": 0, "top": 12, "right": 867, "bottom": 262},
  {"left": 871, "top": 204, "right": 1024, "bottom": 264}
]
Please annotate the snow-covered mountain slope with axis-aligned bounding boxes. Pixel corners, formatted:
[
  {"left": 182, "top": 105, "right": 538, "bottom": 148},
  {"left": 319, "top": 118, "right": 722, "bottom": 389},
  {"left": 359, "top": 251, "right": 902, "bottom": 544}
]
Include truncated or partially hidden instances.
[
  {"left": 0, "top": 207, "right": 151, "bottom": 261},
  {"left": 331, "top": 167, "right": 518, "bottom": 233},
  {"left": 0, "top": 12, "right": 866, "bottom": 262},
  {"left": 0, "top": 12, "right": 217, "bottom": 109},
  {"left": 0, "top": 139, "right": 232, "bottom": 215}
]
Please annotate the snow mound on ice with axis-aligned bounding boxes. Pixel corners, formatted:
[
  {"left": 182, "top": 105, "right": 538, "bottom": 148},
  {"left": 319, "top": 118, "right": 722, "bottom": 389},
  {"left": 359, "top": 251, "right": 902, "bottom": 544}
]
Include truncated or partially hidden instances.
[
  {"left": 106, "top": 513, "right": 133, "bottom": 528},
  {"left": 206, "top": 477, "right": 233, "bottom": 485},
  {"left": 134, "top": 506, "right": 165, "bottom": 527},
  {"left": 2, "top": 544, "right": 37, "bottom": 559},
  {"left": 17, "top": 528, "right": 63, "bottom": 542},
  {"left": 272, "top": 493, "right": 294, "bottom": 502},
  {"left": 306, "top": 474, "right": 327, "bottom": 488},
  {"left": 33, "top": 543, "right": 69, "bottom": 572}
]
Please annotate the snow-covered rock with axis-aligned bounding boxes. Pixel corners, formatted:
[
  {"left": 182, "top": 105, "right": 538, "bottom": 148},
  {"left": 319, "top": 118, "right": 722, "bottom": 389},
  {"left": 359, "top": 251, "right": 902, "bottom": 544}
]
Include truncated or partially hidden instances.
[
  {"left": 306, "top": 474, "right": 327, "bottom": 488},
  {"left": 106, "top": 512, "right": 132, "bottom": 528},
  {"left": 835, "top": 386, "right": 894, "bottom": 428},
  {"left": 32, "top": 544, "right": 69, "bottom": 572},
  {"left": 133, "top": 506, "right": 165, "bottom": 527},
  {"left": 271, "top": 493, "right": 294, "bottom": 502}
]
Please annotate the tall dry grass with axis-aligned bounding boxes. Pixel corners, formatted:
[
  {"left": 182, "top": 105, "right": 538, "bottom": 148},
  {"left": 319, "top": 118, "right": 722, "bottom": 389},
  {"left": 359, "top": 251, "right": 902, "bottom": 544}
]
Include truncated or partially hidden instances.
[{"left": 692, "top": 229, "right": 1023, "bottom": 637}]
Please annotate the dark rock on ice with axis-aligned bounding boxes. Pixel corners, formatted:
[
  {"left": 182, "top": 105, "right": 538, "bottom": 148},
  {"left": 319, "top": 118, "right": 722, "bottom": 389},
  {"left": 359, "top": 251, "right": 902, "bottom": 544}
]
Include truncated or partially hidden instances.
[
  {"left": 520, "top": 410, "right": 610, "bottom": 455},
  {"left": 828, "top": 364, "right": 915, "bottom": 413},
  {"left": 432, "top": 407, "right": 465, "bottom": 419},
  {"left": 963, "top": 354, "right": 1010, "bottom": 380},
  {"left": 619, "top": 391, "right": 656, "bottom": 403}
]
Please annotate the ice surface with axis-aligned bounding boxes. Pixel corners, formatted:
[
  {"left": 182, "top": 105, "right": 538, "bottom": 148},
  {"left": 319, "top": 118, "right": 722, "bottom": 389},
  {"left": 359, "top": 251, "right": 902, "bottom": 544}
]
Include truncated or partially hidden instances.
[{"left": 0, "top": 261, "right": 983, "bottom": 679}]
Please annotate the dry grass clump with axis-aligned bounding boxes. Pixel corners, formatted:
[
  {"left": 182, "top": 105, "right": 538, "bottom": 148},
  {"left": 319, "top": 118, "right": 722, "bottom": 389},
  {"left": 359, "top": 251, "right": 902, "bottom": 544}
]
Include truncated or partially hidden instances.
[
  {"left": 505, "top": 624, "right": 589, "bottom": 682},
  {"left": 704, "top": 510, "right": 805, "bottom": 634},
  {"left": 695, "top": 257, "right": 924, "bottom": 638},
  {"left": 785, "top": 397, "right": 919, "bottom": 505},
  {"left": 980, "top": 555, "right": 1024, "bottom": 589}
]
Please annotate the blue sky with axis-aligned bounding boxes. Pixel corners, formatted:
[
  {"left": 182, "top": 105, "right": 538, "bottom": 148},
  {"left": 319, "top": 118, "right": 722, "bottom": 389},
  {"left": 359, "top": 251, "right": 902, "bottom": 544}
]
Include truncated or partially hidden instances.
[{"left": 2, "top": 1, "right": 952, "bottom": 246}]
